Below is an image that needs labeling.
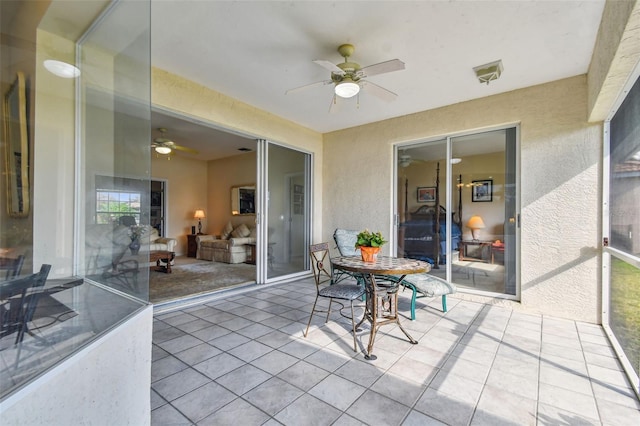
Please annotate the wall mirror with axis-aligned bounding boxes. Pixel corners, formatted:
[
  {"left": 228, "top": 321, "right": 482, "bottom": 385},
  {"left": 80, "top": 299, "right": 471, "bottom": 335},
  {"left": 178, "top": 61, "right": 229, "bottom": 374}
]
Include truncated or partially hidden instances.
[
  {"left": 3, "top": 72, "right": 29, "bottom": 217},
  {"left": 231, "top": 185, "right": 255, "bottom": 215}
]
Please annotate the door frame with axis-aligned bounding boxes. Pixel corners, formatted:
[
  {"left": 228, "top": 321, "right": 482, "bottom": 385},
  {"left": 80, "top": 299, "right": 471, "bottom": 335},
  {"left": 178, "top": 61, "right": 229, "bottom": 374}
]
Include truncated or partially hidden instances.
[{"left": 393, "top": 123, "right": 520, "bottom": 299}]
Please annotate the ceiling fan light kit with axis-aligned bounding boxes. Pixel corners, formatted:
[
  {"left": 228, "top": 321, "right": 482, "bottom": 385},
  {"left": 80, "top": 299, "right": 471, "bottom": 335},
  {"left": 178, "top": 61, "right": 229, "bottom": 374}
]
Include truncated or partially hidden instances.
[
  {"left": 335, "top": 78, "right": 360, "bottom": 98},
  {"left": 151, "top": 127, "right": 199, "bottom": 156},
  {"left": 473, "top": 60, "right": 503, "bottom": 85},
  {"left": 287, "top": 43, "right": 404, "bottom": 106},
  {"left": 155, "top": 146, "right": 172, "bottom": 155}
]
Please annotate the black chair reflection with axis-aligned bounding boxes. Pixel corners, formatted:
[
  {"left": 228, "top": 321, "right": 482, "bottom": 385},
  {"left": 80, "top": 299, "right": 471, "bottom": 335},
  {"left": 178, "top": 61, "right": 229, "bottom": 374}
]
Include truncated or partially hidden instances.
[
  {"left": 0, "top": 255, "right": 25, "bottom": 281},
  {"left": 0, "top": 264, "right": 52, "bottom": 366}
]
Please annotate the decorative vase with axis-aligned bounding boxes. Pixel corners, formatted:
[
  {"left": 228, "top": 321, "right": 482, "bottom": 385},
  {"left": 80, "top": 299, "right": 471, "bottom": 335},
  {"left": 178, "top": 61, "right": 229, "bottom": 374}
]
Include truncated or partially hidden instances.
[
  {"left": 129, "top": 238, "right": 141, "bottom": 255},
  {"left": 360, "top": 246, "right": 380, "bottom": 263}
]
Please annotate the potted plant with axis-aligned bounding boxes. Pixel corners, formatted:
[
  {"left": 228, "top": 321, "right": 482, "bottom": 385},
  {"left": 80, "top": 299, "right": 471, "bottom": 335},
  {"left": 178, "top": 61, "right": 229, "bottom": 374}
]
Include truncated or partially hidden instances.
[{"left": 355, "top": 229, "right": 387, "bottom": 262}]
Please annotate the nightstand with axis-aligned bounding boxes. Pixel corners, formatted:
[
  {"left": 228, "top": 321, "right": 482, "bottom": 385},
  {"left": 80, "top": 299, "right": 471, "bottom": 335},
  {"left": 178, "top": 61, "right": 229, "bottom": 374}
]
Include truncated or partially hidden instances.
[
  {"left": 458, "top": 240, "right": 492, "bottom": 262},
  {"left": 187, "top": 234, "right": 206, "bottom": 258}
]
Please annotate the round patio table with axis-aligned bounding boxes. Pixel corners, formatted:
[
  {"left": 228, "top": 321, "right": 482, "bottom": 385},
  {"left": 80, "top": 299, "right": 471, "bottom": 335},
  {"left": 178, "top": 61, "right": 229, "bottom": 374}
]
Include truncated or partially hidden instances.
[{"left": 331, "top": 256, "right": 429, "bottom": 360}]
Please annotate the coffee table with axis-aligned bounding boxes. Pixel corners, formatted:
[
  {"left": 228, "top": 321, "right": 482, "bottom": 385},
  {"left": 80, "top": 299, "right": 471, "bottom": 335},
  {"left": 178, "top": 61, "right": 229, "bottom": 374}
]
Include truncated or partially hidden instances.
[{"left": 149, "top": 251, "right": 175, "bottom": 273}]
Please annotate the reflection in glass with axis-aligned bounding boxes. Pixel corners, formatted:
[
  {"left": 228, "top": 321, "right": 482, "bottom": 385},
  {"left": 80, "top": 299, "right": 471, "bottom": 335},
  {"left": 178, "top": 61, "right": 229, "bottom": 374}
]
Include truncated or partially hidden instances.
[{"left": 266, "top": 144, "right": 310, "bottom": 279}]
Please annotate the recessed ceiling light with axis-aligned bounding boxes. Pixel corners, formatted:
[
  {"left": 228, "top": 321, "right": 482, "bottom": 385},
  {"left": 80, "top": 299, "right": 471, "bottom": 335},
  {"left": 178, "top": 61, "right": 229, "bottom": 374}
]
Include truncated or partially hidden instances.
[
  {"left": 238, "top": 147, "right": 252, "bottom": 152},
  {"left": 44, "top": 60, "right": 80, "bottom": 78}
]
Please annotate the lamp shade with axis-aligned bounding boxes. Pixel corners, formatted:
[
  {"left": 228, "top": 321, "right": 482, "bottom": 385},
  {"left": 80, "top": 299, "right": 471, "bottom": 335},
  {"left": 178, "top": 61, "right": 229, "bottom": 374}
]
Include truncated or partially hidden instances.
[
  {"left": 334, "top": 78, "right": 360, "bottom": 98},
  {"left": 194, "top": 209, "right": 205, "bottom": 219},
  {"left": 467, "top": 215, "right": 485, "bottom": 240},
  {"left": 467, "top": 215, "right": 485, "bottom": 229}
]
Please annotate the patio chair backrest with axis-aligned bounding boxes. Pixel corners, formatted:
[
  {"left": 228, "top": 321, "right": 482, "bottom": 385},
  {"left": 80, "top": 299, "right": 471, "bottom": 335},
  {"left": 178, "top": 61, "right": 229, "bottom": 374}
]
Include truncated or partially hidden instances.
[
  {"left": 309, "top": 242, "right": 332, "bottom": 290},
  {"left": 333, "top": 229, "right": 361, "bottom": 256}
]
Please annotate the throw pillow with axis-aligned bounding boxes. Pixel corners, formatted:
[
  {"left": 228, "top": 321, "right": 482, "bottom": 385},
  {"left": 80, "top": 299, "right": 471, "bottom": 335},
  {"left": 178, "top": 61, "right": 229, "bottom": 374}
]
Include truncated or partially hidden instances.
[
  {"left": 231, "top": 223, "right": 250, "bottom": 238},
  {"left": 221, "top": 221, "right": 234, "bottom": 239},
  {"left": 249, "top": 226, "right": 257, "bottom": 239}
]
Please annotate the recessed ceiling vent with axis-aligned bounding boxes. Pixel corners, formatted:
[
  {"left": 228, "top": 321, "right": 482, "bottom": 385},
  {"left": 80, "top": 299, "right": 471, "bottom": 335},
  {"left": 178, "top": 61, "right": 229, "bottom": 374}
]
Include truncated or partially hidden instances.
[{"left": 473, "top": 60, "right": 503, "bottom": 85}]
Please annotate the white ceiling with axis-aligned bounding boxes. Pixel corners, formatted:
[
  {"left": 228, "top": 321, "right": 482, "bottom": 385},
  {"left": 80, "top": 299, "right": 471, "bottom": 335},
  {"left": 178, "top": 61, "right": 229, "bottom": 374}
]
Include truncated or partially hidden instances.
[{"left": 149, "top": 0, "right": 606, "bottom": 160}]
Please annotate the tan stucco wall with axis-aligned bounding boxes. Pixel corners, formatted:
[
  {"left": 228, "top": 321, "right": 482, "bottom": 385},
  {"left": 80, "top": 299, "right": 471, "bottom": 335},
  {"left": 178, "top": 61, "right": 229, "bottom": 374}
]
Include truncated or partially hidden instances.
[
  {"left": 324, "top": 75, "right": 603, "bottom": 323},
  {"left": 588, "top": 0, "right": 640, "bottom": 121}
]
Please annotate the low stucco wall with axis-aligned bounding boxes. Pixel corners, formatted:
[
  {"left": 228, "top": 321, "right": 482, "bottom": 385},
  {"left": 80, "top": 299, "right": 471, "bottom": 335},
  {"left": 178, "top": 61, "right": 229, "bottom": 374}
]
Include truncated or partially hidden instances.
[
  {"left": 0, "top": 305, "right": 153, "bottom": 425},
  {"left": 323, "top": 75, "right": 602, "bottom": 323}
]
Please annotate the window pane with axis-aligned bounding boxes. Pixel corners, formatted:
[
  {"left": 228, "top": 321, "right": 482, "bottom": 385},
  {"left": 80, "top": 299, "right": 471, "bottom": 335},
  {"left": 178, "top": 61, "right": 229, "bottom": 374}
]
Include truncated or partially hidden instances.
[
  {"left": 610, "top": 76, "right": 640, "bottom": 255},
  {"left": 610, "top": 258, "right": 640, "bottom": 377}
]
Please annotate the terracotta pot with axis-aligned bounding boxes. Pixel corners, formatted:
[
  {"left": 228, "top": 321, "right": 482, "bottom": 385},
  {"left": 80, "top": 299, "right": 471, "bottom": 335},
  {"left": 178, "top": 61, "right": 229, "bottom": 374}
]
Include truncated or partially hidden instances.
[{"left": 360, "top": 246, "right": 380, "bottom": 262}]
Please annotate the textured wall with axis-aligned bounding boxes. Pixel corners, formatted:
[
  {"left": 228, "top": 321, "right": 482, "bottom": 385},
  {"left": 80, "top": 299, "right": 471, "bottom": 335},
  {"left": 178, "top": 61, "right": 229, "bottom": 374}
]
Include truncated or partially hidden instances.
[
  {"left": 587, "top": 0, "right": 640, "bottom": 121},
  {"left": 324, "top": 76, "right": 603, "bottom": 323},
  {"left": 0, "top": 306, "right": 153, "bottom": 425}
]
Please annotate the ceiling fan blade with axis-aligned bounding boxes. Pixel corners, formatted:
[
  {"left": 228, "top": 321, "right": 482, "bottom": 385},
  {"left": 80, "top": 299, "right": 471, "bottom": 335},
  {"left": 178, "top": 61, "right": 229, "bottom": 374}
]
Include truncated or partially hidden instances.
[
  {"left": 285, "top": 80, "right": 333, "bottom": 95},
  {"left": 171, "top": 144, "right": 199, "bottom": 155},
  {"left": 361, "top": 80, "right": 398, "bottom": 102},
  {"left": 359, "top": 59, "right": 405, "bottom": 78},
  {"left": 312, "top": 60, "right": 345, "bottom": 75}
]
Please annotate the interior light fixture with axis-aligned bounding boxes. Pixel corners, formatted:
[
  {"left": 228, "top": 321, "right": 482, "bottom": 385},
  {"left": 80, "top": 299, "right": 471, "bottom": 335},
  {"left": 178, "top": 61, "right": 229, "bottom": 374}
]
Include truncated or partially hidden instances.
[
  {"left": 155, "top": 146, "right": 172, "bottom": 155},
  {"left": 334, "top": 78, "right": 360, "bottom": 98},
  {"left": 44, "top": 59, "right": 81, "bottom": 78},
  {"left": 467, "top": 215, "right": 486, "bottom": 240},
  {"left": 194, "top": 209, "right": 205, "bottom": 234},
  {"left": 451, "top": 158, "right": 462, "bottom": 164},
  {"left": 473, "top": 60, "right": 503, "bottom": 85}
]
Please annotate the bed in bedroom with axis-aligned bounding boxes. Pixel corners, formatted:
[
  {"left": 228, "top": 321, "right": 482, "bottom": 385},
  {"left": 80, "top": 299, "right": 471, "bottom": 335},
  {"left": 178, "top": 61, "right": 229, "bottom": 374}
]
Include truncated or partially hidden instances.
[
  {"left": 399, "top": 162, "right": 463, "bottom": 266},
  {"left": 400, "top": 205, "right": 461, "bottom": 265}
]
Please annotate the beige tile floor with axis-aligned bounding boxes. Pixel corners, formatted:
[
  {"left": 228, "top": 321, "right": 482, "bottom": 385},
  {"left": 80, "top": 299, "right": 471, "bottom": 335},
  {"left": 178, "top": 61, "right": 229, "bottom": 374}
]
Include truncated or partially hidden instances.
[{"left": 151, "top": 277, "right": 640, "bottom": 426}]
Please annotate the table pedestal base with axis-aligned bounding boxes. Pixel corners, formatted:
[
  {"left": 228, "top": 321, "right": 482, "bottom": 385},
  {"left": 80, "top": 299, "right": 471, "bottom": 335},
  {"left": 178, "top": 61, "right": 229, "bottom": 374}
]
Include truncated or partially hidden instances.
[{"left": 356, "top": 274, "right": 417, "bottom": 360}]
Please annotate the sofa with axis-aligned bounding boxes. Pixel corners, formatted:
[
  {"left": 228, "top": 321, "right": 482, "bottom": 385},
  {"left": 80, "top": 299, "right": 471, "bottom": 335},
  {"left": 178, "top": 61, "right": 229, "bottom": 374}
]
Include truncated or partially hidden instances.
[{"left": 197, "top": 222, "right": 256, "bottom": 264}]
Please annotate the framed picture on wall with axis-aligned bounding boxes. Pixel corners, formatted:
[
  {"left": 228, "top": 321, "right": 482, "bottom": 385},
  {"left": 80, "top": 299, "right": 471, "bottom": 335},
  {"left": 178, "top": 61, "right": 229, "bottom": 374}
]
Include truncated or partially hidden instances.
[
  {"left": 417, "top": 186, "right": 436, "bottom": 203},
  {"left": 472, "top": 179, "right": 493, "bottom": 202}
]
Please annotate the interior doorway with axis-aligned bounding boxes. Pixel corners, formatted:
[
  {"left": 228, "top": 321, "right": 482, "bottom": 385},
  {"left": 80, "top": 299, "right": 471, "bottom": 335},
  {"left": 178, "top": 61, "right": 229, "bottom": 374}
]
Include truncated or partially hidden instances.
[{"left": 150, "top": 180, "right": 166, "bottom": 236}]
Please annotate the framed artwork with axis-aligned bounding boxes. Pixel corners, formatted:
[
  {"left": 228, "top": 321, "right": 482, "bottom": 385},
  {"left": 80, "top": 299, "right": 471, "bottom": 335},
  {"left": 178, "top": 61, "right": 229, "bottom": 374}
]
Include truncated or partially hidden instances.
[
  {"left": 4, "top": 72, "right": 29, "bottom": 217},
  {"left": 472, "top": 179, "right": 493, "bottom": 202},
  {"left": 417, "top": 186, "right": 436, "bottom": 203}
]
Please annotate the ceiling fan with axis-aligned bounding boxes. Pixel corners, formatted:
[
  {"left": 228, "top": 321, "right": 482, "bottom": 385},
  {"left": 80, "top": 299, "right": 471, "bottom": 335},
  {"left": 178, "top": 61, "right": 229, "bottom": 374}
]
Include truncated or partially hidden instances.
[
  {"left": 151, "top": 128, "right": 198, "bottom": 156},
  {"left": 286, "top": 43, "right": 405, "bottom": 108},
  {"left": 398, "top": 151, "right": 425, "bottom": 168}
]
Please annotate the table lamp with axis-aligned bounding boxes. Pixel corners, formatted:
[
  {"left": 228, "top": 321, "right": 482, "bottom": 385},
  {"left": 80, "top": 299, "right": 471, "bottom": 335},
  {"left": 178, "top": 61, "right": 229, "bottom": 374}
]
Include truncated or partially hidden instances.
[
  {"left": 467, "top": 215, "right": 485, "bottom": 240},
  {"left": 194, "top": 209, "right": 205, "bottom": 234}
]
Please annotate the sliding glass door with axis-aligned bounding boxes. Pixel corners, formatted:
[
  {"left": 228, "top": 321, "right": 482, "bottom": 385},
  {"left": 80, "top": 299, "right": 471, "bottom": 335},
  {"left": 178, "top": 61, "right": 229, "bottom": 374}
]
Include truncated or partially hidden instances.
[
  {"left": 396, "top": 127, "right": 518, "bottom": 297},
  {"left": 604, "top": 74, "right": 640, "bottom": 395},
  {"left": 257, "top": 141, "right": 311, "bottom": 282}
]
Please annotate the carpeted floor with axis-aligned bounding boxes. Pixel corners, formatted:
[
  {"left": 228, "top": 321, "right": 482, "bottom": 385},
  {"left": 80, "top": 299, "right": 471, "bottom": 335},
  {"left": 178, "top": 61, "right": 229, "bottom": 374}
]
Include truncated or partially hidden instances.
[{"left": 149, "top": 258, "right": 256, "bottom": 304}]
